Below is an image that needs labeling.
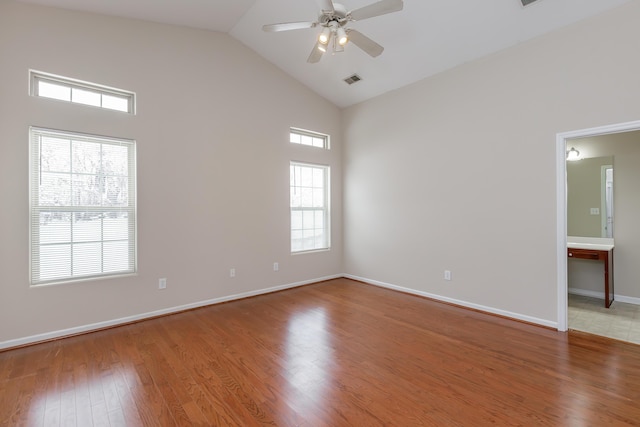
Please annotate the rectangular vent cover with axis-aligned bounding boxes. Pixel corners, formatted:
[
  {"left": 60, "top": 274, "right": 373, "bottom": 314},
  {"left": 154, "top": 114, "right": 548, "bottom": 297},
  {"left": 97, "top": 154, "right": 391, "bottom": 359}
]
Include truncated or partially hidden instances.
[{"left": 344, "top": 74, "right": 362, "bottom": 85}]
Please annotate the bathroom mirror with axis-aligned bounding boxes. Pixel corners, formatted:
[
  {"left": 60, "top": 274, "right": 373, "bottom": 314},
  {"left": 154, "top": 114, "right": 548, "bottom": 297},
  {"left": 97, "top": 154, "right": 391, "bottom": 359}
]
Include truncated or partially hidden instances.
[{"left": 567, "top": 156, "right": 613, "bottom": 238}]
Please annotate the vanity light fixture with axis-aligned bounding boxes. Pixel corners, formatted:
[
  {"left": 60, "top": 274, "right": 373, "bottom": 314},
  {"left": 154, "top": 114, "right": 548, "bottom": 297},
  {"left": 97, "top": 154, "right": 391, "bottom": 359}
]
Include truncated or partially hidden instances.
[{"left": 566, "top": 147, "right": 581, "bottom": 161}]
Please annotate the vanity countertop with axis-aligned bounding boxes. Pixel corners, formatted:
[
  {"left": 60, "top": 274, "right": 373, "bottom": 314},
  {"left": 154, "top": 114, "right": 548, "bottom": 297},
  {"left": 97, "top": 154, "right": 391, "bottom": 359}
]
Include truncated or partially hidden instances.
[{"left": 567, "top": 236, "right": 614, "bottom": 251}]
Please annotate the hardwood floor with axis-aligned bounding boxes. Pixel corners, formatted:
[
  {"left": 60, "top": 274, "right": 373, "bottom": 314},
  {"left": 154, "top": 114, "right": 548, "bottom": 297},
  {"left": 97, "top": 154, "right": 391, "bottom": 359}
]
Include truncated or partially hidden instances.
[{"left": 1, "top": 278, "right": 640, "bottom": 426}]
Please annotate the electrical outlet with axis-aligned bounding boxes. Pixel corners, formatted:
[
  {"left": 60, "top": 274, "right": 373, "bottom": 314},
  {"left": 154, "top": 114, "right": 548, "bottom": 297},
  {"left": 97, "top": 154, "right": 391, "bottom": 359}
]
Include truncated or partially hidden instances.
[
  {"left": 273, "top": 262, "right": 279, "bottom": 272},
  {"left": 230, "top": 268, "right": 236, "bottom": 278},
  {"left": 159, "top": 278, "right": 167, "bottom": 289},
  {"left": 444, "top": 270, "right": 452, "bottom": 281}
]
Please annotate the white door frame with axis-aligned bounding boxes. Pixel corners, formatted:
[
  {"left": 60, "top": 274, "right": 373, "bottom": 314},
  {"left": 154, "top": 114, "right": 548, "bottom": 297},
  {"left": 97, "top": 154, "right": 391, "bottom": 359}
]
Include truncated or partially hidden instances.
[{"left": 556, "top": 119, "right": 640, "bottom": 331}]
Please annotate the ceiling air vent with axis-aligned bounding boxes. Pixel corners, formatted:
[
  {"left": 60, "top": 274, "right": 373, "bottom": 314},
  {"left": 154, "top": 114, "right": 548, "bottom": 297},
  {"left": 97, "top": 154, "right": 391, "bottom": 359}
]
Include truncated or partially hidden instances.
[
  {"left": 521, "top": 0, "right": 539, "bottom": 6},
  {"left": 344, "top": 74, "right": 362, "bottom": 85}
]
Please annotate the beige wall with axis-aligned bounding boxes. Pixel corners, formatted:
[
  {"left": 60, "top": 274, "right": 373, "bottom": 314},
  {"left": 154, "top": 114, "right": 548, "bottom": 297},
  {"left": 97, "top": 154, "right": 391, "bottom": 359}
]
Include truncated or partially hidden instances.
[
  {"left": 0, "top": 2, "right": 342, "bottom": 346},
  {"left": 342, "top": 1, "right": 640, "bottom": 324},
  {"left": 567, "top": 156, "right": 612, "bottom": 238},
  {"left": 567, "top": 132, "right": 640, "bottom": 299},
  {"left": 3, "top": 1, "right": 640, "bottom": 346}
]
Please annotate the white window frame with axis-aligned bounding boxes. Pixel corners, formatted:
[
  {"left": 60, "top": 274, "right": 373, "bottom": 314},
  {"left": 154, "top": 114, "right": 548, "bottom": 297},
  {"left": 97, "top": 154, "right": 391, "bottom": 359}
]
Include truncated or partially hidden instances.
[
  {"left": 290, "top": 128, "right": 330, "bottom": 150},
  {"left": 29, "top": 127, "right": 137, "bottom": 285},
  {"left": 30, "top": 70, "right": 136, "bottom": 114},
  {"left": 290, "top": 162, "right": 330, "bottom": 253}
]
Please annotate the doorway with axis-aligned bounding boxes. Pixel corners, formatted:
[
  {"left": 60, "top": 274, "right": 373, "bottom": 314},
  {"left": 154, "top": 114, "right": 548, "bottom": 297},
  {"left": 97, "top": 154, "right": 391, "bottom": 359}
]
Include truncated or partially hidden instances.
[{"left": 556, "top": 119, "right": 640, "bottom": 332}]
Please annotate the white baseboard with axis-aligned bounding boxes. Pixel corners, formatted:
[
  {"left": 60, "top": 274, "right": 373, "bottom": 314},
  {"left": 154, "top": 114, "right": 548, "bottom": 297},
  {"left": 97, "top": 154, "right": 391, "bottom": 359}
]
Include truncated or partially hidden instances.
[
  {"left": 345, "top": 274, "right": 558, "bottom": 329},
  {"left": 568, "top": 288, "right": 605, "bottom": 299},
  {"left": 0, "top": 274, "right": 342, "bottom": 351},
  {"left": 616, "top": 295, "right": 640, "bottom": 305},
  {"left": 568, "top": 288, "right": 640, "bottom": 306}
]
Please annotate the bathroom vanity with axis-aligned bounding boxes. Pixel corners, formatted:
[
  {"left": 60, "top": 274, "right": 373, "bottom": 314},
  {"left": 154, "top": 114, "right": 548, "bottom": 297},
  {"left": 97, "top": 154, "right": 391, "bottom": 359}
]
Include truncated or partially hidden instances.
[{"left": 567, "top": 236, "right": 614, "bottom": 308}]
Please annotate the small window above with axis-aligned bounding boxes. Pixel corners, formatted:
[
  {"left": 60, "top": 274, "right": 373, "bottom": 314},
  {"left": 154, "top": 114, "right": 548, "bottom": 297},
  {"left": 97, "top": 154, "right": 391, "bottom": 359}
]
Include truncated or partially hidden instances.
[
  {"left": 30, "top": 70, "right": 135, "bottom": 114},
  {"left": 290, "top": 128, "right": 329, "bottom": 150}
]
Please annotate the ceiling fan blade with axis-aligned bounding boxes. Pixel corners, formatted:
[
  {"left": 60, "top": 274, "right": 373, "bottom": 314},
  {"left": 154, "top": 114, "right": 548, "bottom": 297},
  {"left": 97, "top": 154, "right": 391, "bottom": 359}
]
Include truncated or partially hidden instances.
[
  {"left": 316, "top": 0, "right": 335, "bottom": 14},
  {"left": 262, "top": 21, "right": 317, "bottom": 32},
  {"left": 307, "top": 41, "right": 326, "bottom": 63},
  {"left": 349, "top": 0, "right": 403, "bottom": 21},
  {"left": 346, "top": 29, "right": 384, "bottom": 57}
]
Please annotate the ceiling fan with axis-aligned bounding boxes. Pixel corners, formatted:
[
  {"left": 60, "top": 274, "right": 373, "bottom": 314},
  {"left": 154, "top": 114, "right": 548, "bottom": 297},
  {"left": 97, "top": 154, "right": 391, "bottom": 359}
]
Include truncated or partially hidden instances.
[{"left": 262, "top": 0, "right": 404, "bottom": 63}]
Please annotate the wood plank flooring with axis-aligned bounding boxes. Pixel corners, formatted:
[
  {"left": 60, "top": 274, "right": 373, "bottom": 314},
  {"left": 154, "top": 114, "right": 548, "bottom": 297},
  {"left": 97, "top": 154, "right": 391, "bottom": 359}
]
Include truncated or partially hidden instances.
[{"left": 1, "top": 278, "right": 640, "bottom": 426}]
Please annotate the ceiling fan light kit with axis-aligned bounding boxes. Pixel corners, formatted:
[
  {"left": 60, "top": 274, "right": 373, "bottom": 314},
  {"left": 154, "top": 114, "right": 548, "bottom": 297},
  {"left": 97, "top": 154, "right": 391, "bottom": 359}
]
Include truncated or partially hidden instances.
[
  {"left": 336, "top": 27, "right": 348, "bottom": 46},
  {"left": 262, "top": 0, "right": 404, "bottom": 63},
  {"left": 319, "top": 26, "right": 332, "bottom": 44}
]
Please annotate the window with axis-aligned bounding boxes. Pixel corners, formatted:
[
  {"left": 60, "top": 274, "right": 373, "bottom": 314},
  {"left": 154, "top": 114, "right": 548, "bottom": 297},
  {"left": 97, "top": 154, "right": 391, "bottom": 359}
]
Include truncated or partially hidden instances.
[
  {"left": 290, "top": 162, "right": 330, "bottom": 252},
  {"left": 290, "top": 128, "right": 329, "bottom": 149},
  {"left": 30, "top": 70, "right": 135, "bottom": 114},
  {"left": 29, "top": 127, "right": 136, "bottom": 285}
]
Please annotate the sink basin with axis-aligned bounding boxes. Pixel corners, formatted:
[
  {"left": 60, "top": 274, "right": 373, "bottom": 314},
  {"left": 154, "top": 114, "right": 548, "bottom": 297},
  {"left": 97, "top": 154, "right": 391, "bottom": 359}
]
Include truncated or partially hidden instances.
[{"left": 567, "top": 236, "right": 614, "bottom": 251}]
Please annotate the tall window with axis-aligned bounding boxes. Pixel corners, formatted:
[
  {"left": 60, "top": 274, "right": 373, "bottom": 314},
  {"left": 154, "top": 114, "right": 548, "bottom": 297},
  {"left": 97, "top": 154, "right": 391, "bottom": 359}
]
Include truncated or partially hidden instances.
[
  {"left": 29, "top": 127, "right": 136, "bottom": 285},
  {"left": 290, "top": 162, "right": 330, "bottom": 252}
]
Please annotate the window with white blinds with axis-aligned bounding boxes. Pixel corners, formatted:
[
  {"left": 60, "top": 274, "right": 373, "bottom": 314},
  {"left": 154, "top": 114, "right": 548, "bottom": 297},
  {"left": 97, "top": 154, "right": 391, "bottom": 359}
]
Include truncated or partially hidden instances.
[
  {"left": 29, "top": 127, "right": 137, "bottom": 285},
  {"left": 290, "top": 162, "right": 330, "bottom": 253}
]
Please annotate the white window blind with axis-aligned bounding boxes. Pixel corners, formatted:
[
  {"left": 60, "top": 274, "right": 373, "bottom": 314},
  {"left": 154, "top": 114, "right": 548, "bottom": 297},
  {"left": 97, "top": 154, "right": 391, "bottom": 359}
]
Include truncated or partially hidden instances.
[
  {"left": 290, "top": 162, "right": 330, "bottom": 253},
  {"left": 29, "top": 127, "right": 136, "bottom": 285}
]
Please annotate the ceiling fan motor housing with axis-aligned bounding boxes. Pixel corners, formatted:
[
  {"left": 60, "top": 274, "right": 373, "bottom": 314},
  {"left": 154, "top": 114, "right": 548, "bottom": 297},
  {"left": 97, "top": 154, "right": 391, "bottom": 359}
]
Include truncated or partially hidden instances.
[{"left": 319, "top": 3, "right": 348, "bottom": 25}]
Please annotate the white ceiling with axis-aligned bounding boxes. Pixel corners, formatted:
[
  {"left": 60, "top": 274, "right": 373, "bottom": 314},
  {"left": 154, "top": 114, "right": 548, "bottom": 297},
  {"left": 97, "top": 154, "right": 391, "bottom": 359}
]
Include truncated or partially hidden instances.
[{"left": 17, "top": 0, "right": 633, "bottom": 108}]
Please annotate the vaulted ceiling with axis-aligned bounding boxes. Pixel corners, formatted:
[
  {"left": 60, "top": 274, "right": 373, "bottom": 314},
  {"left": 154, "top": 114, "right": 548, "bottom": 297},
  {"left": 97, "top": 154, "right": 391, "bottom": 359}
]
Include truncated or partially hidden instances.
[{"left": 16, "top": 0, "right": 633, "bottom": 107}]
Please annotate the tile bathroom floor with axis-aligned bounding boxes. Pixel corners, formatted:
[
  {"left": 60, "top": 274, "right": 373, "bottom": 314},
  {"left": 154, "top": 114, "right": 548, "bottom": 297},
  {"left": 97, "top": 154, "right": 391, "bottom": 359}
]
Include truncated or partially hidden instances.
[{"left": 569, "top": 294, "right": 640, "bottom": 345}]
